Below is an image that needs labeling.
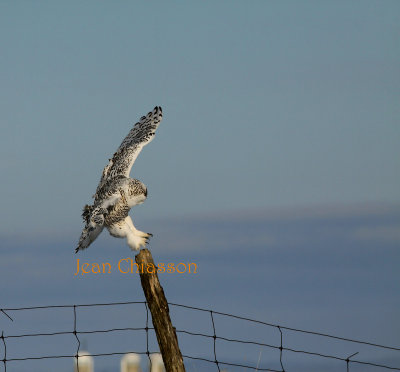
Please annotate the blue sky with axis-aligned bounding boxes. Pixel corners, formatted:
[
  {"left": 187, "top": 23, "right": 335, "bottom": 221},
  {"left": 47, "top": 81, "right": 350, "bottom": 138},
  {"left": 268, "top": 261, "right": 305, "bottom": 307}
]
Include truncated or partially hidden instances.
[
  {"left": 1, "top": 1, "right": 400, "bottom": 371},
  {"left": 0, "top": 1, "right": 399, "bottom": 235}
]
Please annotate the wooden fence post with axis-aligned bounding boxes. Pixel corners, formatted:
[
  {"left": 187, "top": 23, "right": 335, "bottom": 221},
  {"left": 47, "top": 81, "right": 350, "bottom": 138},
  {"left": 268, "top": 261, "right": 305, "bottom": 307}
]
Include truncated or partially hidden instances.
[{"left": 135, "top": 249, "right": 186, "bottom": 372}]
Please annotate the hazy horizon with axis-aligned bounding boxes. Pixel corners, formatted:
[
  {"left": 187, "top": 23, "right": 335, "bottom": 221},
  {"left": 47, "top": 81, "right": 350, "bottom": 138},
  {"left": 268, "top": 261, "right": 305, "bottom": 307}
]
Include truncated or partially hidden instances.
[{"left": 1, "top": 203, "right": 399, "bottom": 371}]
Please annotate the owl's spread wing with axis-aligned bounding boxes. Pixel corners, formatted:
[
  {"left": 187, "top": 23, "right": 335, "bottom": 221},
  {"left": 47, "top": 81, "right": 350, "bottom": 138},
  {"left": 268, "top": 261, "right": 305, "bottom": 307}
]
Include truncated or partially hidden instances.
[
  {"left": 76, "top": 205, "right": 106, "bottom": 252},
  {"left": 95, "top": 106, "right": 162, "bottom": 194}
]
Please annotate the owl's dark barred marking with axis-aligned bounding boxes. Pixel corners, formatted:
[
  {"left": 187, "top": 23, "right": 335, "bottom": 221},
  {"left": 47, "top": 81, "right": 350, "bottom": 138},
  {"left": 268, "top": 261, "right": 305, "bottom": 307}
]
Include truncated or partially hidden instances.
[{"left": 76, "top": 106, "right": 163, "bottom": 253}]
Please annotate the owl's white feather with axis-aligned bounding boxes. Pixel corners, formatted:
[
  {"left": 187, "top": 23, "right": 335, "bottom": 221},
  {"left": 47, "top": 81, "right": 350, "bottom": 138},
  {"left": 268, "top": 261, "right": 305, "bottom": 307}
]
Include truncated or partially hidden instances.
[{"left": 76, "top": 106, "right": 163, "bottom": 253}]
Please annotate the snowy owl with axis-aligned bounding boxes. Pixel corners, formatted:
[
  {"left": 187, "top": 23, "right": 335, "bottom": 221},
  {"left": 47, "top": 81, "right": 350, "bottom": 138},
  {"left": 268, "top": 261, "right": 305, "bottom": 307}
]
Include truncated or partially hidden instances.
[{"left": 76, "top": 106, "right": 163, "bottom": 253}]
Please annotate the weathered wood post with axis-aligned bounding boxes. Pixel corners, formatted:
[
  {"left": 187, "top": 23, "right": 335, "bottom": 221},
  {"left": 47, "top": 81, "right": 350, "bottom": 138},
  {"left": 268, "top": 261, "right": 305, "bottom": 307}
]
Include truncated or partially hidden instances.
[{"left": 135, "top": 249, "right": 186, "bottom": 372}]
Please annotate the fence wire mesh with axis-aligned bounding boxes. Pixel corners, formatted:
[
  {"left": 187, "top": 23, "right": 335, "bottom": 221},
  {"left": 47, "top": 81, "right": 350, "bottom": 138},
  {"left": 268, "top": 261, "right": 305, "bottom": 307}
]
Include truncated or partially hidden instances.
[{"left": 1, "top": 301, "right": 399, "bottom": 371}]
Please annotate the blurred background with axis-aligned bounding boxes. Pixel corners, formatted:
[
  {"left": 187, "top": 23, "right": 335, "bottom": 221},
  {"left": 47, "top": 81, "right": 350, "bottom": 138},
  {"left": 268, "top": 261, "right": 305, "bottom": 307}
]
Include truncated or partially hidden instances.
[{"left": 1, "top": 1, "right": 399, "bottom": 371}]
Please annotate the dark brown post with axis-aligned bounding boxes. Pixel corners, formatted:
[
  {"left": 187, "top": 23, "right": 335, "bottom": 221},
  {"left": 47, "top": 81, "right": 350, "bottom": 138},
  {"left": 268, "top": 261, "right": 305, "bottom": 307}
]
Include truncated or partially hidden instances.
[{"left": 135, "top": 249, "right": 186, "bottom": 372}]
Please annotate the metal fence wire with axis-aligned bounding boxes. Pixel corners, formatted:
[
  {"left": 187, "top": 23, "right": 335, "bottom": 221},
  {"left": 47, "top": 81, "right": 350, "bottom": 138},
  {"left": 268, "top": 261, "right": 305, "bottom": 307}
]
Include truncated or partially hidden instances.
[{"left": 1, "top": 301, "right": 400, "bottom": 371}]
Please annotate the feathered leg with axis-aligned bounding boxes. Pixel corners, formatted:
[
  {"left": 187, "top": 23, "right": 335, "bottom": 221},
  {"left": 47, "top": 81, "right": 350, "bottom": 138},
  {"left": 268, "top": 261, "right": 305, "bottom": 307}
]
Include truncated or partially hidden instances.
[{"left": 125, "top": 216, "right": 152, "bottom": 241}]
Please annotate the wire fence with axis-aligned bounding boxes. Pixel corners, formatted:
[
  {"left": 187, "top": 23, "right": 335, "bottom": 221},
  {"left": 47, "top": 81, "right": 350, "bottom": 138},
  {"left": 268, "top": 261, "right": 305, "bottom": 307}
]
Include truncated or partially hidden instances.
[{"left": 1, "top": 300, "right": 400, "bottom": 371}]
